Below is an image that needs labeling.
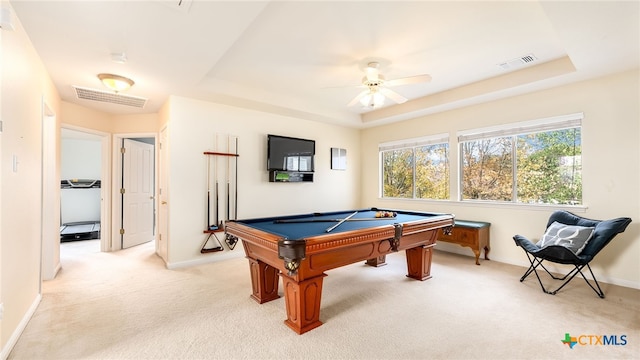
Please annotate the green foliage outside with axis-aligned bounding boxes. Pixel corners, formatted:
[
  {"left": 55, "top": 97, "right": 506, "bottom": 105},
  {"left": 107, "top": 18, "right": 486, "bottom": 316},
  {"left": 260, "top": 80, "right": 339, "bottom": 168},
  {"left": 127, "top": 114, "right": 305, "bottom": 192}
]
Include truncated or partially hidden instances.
[
  {"left": 462, "top": 128, "right": 582, "bottom": 204},
  {"left": 382, "top": 149, "right": 413, "bottom": 198},
  {"left": 382, "top": 128, "right": 581, "bottom": 205},
  {"left": 382, "top": 144, "right": 449, "bottom": 199},
  {"left": 516, "top": 129, "right": 582, "bottom": 204},
  {"left": 461, "top": 137, "right": 513, "bottom": 201}
]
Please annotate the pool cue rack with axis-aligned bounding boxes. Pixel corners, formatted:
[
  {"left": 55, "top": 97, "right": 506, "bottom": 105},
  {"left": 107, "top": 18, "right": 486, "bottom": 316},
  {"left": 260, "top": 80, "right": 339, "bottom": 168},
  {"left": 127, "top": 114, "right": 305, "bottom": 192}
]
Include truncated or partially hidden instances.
[{"left": 201, "top": 134, "right": 239, "bottom": 253}]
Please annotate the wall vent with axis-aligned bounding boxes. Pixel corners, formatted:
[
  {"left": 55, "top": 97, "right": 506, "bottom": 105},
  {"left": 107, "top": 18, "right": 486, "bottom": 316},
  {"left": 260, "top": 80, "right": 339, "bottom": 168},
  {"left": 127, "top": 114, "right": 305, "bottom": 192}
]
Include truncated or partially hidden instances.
[
  {"left": 498, "top": 53, "right": 538, "bottom": 70},
  {"left": 73, "top": 86, "right": 147, "bottom": 108}
]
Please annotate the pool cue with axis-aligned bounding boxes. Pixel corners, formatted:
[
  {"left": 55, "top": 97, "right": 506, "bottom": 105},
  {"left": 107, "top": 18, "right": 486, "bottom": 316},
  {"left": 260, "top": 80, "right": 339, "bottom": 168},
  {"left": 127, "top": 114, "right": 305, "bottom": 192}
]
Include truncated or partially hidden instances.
[
  {"left": 325, "top": 211, "right": 358, "bottom": 233},
  {"left": 214, "top": 152, "right": 219, "bottom": 229},
  {"left": 234, "top": 136, "right": 238, "bottom": 220},
  {"left": 206, "top": 156, "right": 210, "bottom": 230},
  {"left": 226, "top": 135, "right": 230, "bottom": 223},
  {"left": 275, "top": 217, "right": 396, "bottom": 223}
]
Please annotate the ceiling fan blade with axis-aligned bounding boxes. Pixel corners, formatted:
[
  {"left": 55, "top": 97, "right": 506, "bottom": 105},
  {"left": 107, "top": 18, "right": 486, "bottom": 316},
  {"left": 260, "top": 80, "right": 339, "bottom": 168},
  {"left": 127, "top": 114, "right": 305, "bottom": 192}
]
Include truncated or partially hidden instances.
[
  {"left": 379, "top": 87, "right": 408, "bottom": 104},
  {"left": 385, "top": 74, "right": 432, "bottom": 87},
  {"left": 347, "top": 90, "right": 369, "bottom": 107}
]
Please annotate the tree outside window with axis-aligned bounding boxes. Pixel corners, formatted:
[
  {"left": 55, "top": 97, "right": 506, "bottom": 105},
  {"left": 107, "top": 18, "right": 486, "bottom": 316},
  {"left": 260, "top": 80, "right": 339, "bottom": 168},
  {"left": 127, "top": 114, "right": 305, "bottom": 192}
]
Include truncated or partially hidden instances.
[
  {"left": 382, "top": 143, "right": 449, "bottom": 200},
  {"left": 461, "top": 127, "right": 582, "bottom": 205}
]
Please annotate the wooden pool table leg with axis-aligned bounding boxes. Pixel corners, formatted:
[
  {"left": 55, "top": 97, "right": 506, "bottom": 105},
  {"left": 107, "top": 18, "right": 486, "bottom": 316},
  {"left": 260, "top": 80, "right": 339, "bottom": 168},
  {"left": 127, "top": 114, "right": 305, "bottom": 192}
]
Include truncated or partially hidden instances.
[
  {"left": 247, "top": 258, "right": 280, "bottom": 304},
  {"left": 365, "top": 255, "right": 387, "bottom": 267},
  {"left": 281, "top": 274, "right": 327, "bottom": 334},
  {"left": 405, "top": 244, "right": 435, "bottom": 281}
]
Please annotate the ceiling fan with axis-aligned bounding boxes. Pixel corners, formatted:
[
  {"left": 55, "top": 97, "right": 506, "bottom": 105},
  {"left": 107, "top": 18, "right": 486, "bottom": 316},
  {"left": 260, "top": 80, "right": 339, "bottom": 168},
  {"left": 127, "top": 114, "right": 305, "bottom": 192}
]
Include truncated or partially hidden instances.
[{"left": 348, "top": 62, "right": 432, "bottom": 109}]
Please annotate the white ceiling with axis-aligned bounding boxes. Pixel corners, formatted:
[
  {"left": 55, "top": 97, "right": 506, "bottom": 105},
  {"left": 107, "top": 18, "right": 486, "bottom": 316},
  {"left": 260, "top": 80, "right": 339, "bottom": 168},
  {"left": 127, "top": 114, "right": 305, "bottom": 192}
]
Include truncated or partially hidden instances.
[{"left": 9, "top": 1, "right": 640, "bottom": 129}]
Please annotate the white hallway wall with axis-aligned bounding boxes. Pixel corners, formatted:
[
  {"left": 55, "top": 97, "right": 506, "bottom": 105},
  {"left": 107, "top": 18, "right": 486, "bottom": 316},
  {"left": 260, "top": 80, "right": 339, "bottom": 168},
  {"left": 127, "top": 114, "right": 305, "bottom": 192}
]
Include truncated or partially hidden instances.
[
  {"left": 361, "top": 69, "right": 640, "bottom": 289},
  {"left": 1, "top": 1, "right": 61, "bottom": 355},
  {"left": 164, "top": 96, "right": 361, "bottom": 266}
]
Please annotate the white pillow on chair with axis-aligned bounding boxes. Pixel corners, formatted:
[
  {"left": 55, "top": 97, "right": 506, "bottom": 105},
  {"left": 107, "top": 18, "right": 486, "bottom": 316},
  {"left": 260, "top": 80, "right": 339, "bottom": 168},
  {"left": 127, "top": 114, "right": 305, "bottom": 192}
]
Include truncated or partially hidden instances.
[{"left": 537, "top": 221, "right": 595, "bottom": 255}]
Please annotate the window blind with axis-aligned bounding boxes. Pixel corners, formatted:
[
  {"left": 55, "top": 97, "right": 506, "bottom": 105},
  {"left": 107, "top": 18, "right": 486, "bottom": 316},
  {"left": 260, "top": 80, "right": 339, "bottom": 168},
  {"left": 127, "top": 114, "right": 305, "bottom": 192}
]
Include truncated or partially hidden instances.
[
  {"left": 379, "top": 133, "right": 449, "bottom": 151},
  {"left": 457, "top": 113, "right": 583, "bottom": 143}
]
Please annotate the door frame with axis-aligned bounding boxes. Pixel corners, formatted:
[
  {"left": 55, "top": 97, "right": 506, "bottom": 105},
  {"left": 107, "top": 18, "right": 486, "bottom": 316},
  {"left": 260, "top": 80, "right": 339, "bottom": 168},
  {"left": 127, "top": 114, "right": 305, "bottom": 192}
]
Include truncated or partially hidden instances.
[
  {"left": 41, "top": 101, "right": 58, "bottom": 281},
  {"left": 111, "top": 132, "right": 158, "bottom": 251},
  {"left": 58, "top": 124, "right": 111, "bottom": 252}
]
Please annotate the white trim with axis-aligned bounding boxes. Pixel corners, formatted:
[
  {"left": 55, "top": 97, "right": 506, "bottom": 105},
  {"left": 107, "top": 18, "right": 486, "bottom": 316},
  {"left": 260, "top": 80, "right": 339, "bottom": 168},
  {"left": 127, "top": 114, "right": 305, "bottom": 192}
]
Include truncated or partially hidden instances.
[
  {"left": 165, "top": 247, "right": 244, "bottom": 269},
  {"left": 457, "top": 112, "right": 583, "bottom": 142},
  {"left": 379, "top": 132, "right": 449, "bottom": 151},
  {"left": 376, "top": 197, "right": 588, "bottom": 213},
  {"left": 61, "top": 124, "right": 112, "bottom": 253},
  {"left": 0, "top": 294, "right": 41, "bottom": 360},
  {"left": 111, "top": 132, "right": 158, "bottom": 251}
]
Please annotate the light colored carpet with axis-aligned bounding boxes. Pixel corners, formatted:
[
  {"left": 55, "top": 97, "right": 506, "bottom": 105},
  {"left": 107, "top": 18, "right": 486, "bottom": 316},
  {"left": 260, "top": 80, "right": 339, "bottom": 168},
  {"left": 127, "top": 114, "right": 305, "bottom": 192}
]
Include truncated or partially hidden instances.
[{"left": 8, "top": 239, "right": 640, "bottom": 360}]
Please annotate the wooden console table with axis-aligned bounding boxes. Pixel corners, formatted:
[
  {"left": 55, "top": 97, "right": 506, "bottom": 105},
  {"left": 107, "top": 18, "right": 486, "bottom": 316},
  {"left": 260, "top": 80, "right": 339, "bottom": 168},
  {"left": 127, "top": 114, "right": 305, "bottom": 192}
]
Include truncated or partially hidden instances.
[{"left": 437, "top": 220, "right": 490, "bottom": 265}]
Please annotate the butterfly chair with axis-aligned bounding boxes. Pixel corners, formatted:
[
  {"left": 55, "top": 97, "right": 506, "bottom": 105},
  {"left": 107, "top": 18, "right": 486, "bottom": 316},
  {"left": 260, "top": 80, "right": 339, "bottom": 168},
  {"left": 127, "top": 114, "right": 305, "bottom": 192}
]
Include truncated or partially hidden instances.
[{"left": 513, "top": 210, "right": 631, "bottom": 298}]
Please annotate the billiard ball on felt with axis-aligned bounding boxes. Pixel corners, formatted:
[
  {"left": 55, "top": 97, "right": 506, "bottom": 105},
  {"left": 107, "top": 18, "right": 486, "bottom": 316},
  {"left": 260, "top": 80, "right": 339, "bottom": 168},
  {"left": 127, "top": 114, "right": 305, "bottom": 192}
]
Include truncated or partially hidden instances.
[{"left": 375, "top": 211, "right": 397, "bottom": 218}]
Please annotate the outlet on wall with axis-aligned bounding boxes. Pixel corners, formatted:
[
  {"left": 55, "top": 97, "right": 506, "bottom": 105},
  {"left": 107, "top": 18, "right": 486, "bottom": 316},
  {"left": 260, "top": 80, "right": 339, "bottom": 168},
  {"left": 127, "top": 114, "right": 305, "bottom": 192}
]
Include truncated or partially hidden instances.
[{"left": 0, "top": 303, "right": 4, "bottom": 321}]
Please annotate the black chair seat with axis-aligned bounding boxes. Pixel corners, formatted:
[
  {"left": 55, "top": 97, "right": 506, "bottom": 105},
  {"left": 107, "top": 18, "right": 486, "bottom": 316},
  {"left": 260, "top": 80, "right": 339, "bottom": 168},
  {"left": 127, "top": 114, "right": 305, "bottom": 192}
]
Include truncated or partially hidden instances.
[{"left": 513, "top": 211, "right": 631, "bottom": 298}]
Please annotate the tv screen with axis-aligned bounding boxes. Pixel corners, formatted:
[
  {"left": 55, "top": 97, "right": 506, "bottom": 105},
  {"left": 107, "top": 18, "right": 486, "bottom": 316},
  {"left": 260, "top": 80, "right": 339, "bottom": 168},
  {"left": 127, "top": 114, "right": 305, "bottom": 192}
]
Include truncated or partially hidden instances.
[{"left": 267, "top": 135, "right": 315, "bottom": 172}]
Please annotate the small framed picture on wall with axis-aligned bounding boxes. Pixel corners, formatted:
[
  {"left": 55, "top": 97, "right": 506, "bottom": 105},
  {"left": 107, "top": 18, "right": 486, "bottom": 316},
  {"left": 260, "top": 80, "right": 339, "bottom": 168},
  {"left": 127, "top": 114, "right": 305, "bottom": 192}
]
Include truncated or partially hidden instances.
[{"left": 331, "top": 148, "right": 347, "bottom": 170}]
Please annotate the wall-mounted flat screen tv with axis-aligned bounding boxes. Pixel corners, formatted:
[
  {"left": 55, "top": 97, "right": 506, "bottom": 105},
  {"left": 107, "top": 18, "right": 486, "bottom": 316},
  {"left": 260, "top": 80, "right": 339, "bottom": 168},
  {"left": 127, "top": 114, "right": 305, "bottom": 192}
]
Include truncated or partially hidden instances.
[{"left": 267, "top": 134, "right": 315, "bottom": 172}]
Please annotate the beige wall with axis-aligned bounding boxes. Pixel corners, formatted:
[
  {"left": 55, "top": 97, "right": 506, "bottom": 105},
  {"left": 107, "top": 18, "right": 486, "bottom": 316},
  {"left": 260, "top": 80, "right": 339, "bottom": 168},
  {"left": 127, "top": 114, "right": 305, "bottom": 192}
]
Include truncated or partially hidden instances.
[
  {"left": 61, "top": 102, "right": 112, "bottom": 133},
  {"left": 1, "top": 2, "right": 637, "bottom": 356},
  {"left": 61, "top": 102, "right": 159, "bottom": 134},
  {"left": 0, "top": 2, "right": 61, "bottom": 353},
  {"left": 361, "top": 69, "right": 640, "bottom": 288},
  {"left": 165, "top": 96, "right": 361, "bottom": 266}
]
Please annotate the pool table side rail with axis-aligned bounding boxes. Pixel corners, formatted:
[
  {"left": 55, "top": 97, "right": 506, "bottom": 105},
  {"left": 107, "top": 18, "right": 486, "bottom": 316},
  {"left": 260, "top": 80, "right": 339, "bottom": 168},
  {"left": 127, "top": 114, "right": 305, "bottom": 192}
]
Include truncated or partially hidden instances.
[{"left": 302, "top": 214, "right": 454, "bottom": 252}]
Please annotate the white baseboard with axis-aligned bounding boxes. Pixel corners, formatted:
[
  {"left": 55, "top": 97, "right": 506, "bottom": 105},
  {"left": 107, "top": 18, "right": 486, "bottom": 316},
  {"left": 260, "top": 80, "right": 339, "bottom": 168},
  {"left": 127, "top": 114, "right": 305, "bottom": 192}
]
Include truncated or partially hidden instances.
[
  {"left": 0, "top": 293, "right": 41, "bottom": 360},
  {"left": 166, "top": 248, "right": 244, "bottom": 270},
  {"left": 434, "top": 246, "right": 640, "bottom": 291}
]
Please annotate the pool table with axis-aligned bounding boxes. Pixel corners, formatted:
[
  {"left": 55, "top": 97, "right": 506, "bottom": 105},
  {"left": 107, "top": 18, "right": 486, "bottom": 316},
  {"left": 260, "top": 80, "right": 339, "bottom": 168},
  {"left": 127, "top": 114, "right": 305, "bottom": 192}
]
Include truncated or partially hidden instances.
[{"left": 224, "top": 208, "right": 454, "bottom": 334}]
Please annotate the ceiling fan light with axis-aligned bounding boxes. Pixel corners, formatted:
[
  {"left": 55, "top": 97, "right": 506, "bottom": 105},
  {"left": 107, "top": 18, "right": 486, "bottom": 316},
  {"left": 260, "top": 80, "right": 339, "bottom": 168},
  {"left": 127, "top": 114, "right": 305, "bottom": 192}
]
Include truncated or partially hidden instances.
[
  {"left": 360, "top": 89, "right": 385, "bottom": 108},
  {"left": 98, "top": 73, "right": 134, "bottom": 92}
]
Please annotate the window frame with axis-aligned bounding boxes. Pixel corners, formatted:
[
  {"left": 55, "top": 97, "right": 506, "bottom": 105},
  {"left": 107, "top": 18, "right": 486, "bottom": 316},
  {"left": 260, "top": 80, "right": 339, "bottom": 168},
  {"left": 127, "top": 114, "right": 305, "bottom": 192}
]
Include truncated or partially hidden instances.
[
  {"left": 457, "top": 112, "right": 583, "bottom": 204},
  {"left": 376, "top": 113, "right": 587, "bottom": 211},
  {"left": 378, "top": 133, "right": 450, "bottom": 200}
]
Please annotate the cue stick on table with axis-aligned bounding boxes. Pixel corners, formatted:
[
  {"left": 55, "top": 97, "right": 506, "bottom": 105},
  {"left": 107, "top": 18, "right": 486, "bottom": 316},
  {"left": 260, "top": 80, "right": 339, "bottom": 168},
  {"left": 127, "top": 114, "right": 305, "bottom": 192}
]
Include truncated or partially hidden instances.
[
  {"left": 274, "top": 217, "right": 396, "bottom": 223},
  {"left": 325, "top": 211, "right": 358, "bottom": 233}
]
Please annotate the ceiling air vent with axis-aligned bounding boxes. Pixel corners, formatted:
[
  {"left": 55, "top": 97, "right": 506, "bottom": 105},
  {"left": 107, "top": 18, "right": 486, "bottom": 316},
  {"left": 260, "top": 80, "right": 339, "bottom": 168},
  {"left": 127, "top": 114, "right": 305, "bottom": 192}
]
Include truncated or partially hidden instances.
[
  {"left": 498, "top": 53, "right": 538, "bottom": 70},
  {"left": 161, "top": 0, "right": 193, "bottom": 13},
  {"left": 73, "top": 86, "right": 147, "bottom": 108}
]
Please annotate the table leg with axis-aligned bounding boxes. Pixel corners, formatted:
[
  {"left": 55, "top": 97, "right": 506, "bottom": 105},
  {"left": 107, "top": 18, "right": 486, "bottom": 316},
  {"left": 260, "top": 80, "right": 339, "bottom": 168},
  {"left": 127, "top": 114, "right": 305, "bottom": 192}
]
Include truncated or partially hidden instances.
[
  {"left": 247, "top": 258, "right": 280, "bottom": 304},
  {"left": 365, "top": 255, "right": 387, "bottom": 267},
  {"left": 405, "top": 244, "right": 435, "bottom": 281},
  {"left": 473, "top": 249, "right": 481, "bottom": 266},
  {"left": 281, "top": 274, "right": 327, "bottom": 334}
]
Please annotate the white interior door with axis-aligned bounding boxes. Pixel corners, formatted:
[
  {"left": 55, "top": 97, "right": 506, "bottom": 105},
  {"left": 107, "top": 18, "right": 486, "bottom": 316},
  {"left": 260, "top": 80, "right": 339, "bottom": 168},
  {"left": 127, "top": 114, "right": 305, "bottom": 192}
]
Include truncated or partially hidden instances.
[{"left": 122, "top": 139, "right": 154, "bottom": 249}]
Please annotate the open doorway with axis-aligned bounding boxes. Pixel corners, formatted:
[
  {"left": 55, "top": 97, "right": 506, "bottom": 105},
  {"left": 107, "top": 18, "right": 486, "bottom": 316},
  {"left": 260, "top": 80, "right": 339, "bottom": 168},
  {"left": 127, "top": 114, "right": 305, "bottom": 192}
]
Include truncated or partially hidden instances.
[{"left": 59, "top": 128, "right": 107, "bottom": 259}]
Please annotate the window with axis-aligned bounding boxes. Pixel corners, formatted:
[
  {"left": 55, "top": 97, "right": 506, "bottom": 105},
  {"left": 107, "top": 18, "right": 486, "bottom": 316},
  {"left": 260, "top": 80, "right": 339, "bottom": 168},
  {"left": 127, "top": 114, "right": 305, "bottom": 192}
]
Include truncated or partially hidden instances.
[
  {"left": 380, "top": 134, "right": 449, "bottom": 200},
  {"left": 459, "top": 113, "right": 582, "bottom": 205}
]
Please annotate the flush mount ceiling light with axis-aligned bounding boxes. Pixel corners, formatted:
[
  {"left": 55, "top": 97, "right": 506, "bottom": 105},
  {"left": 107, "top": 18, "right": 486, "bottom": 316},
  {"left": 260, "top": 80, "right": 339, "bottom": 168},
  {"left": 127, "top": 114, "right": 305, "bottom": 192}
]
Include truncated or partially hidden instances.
[{"left": 97, "top": 73, "right": 134, "bottom": 93}]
